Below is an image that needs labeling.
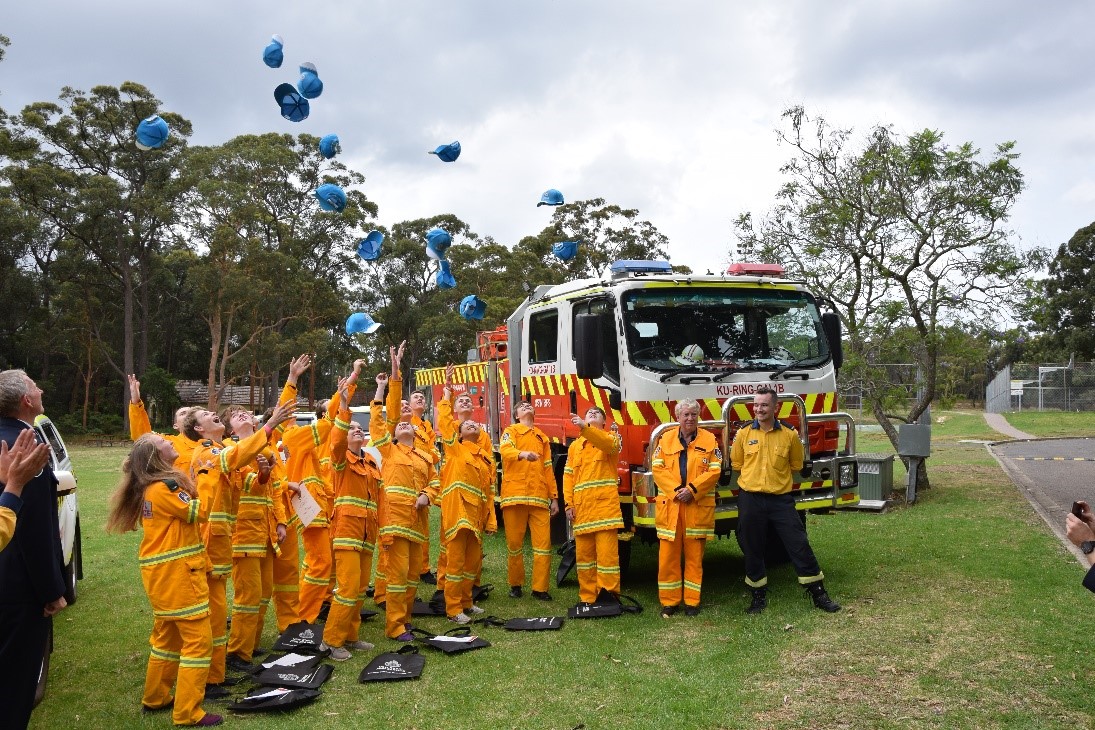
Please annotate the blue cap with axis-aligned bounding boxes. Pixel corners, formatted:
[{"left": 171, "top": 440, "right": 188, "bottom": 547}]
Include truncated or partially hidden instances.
[
  {"left": 315, "top": 183, "right": 347, "bottom": 212},
  {"left": 356, "top": 230, "right": 384, "bottom": 261},
  {"left": 425, "top": 228, "right": 452, "bottom": 260},
  {"left": 429, "top": 141, "right": 461, "bottom": 162},
  {"left": 459, "top": 295, "right": 487, "bottom": 321},
  {"left": 346, "top": 312, "right": 382, "bottom": 335},
  {"left": 135, "top": 115, "right": 169, "bottom": 150},
  {"left": 319, "top": 134, "right": 340, "bottom": 159},
  {"left": 297, "top": 62, "right": 323, "bottom": 99},
  {"left": 263, "top": 34, "right": 284, "bottom": 68},
  {"left": 275, "top": 83, "right": 310, "bottom": 122},
  {"left": 552, "top": 240, "right": 579, "bottom": 262},
  {"left": 537, "top": 189, "right": 564, "bottom": 207},
  {"left": 436, "top": 260, "right": 457, "bottom": 289}
]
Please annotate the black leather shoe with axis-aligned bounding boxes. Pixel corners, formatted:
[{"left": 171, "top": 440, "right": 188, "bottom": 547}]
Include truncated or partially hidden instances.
[
  {"left": 746, "top": 588, "right": 768, "bottom": 615},
  {"left": 660, "top": 605, "right": 679, "bottom": 618},
  {"left": 204, "top": 684, "right": 230, "bottom": 700},
  {"left": 806, "top": 582, "right": 841, "bottom": 613},
  {"left": 684, "top": 605, "right": 700, "bottom": 617},
  {"left": 225, "top": 654, "right": 253, "bottom": 673},
  {"left": 420, "top": 571, "right": 437, "bottom": 585},
  {"left": 508, "top": 585, "right": 523, "bottom": 598},
  {"left": 531, "top": 590, "right": 552, "bottom": 601}
]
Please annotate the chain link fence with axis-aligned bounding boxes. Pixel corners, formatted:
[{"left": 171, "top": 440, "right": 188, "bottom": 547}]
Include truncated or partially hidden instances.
[{"left": 986, "top": 361, "right": 1093, "bottom": 413}]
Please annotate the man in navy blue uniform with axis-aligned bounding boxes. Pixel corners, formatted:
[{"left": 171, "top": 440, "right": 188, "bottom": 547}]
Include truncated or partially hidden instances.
[{"left": 0, "top": 369, "right": 67, "bottom": 730}]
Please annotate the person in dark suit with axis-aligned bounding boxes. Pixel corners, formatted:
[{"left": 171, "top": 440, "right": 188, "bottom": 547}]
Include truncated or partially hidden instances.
[{"left": 0, "top": 369, "right": 67, "bottom": 730}]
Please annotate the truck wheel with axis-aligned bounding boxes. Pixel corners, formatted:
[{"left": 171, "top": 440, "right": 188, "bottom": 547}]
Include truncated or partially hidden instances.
[
  {"left": 63, "top": 517, "right": 81, "bottom": 605},
  {"left": 33, "top": 623, "right": 52, "bottom": 707}
]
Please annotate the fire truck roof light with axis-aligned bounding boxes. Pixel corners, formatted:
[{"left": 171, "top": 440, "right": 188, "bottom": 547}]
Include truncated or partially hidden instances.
[
  {"left": 726, "top": 262, "right": 785, "bottom": 277},
  {"left": 610, "top": 260, "right": 673, "bottom": 276}
]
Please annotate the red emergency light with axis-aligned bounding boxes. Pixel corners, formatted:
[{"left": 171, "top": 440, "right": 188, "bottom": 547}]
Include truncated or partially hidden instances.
[{"left": 726, "top": 262, "right": 785, "bottom": 277}]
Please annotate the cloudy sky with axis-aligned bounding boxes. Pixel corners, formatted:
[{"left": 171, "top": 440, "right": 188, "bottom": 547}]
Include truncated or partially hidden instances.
[{"left": 3, "top": 1, "right": 1093, "bottom": 274}]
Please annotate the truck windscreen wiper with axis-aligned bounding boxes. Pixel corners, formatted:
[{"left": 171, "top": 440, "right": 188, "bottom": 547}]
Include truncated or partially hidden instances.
[{"left": 769, "top": 356, "right": 823, "bottom": 380}]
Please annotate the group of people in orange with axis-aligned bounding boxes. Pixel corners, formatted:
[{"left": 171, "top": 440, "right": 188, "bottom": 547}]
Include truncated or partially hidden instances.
[{"left": 105, "top": 345, "right": 840, "bottom": 727}]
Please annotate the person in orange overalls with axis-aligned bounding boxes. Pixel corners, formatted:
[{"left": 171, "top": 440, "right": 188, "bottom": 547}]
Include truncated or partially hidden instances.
[
  {"left": 375, "top": 341, "right": 440, "bottom": 607},
  {"left": 563, "top": 407, "right": 624, "bottom": 605},
  {"left": 371, "top": 351, "right": 439, "bottom": 641},
  {"left": 183, "top": 401, "right": 294, "bottom": 687},
  {"left": 436, "top": 390, "right": 496, "bottom": 622},
  {"left": 127, "top": 373, "right": 199, "bottom": 471},
  {"left": 322, "top": 378, "right": 382, "bottom": 660},
  {"left": 499, "top": 400, "right": 557, "bottom": 599},
  {"left": 106, "top": 434, "right": 223, "bottom": 727},
  {"left": 387, "top": 347, "right": 441, "bottom": 586},
  {"left": 221, "top": 406, "right": 289, "bottom": 669},
  {"left": 278, "top": 355, "right": 362, "bottom": 622},
  {"left": 650, "top": 398, "right": 721, "bottom": 617}
]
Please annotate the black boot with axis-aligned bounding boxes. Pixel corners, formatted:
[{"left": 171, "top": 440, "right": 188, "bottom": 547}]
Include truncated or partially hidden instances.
[
  {"left": 806, "top": 582, "right": 841, "bottom": 612},
  {"left": 746, "top": 587, "right": 767, "bottom": 615}
]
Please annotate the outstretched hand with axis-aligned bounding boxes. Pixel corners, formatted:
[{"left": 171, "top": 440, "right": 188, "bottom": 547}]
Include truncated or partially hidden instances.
[
  {"left": 127, "top": 374, "right": 141, "bottom": 404},
  {"left": 266, "top": 401, "right": 296, "bottom": 430}
]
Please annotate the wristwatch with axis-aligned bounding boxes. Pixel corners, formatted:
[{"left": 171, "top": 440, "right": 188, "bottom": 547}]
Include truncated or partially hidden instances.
[{"left": 1081, "top": 541, "right": 1095, "bottom": 555}]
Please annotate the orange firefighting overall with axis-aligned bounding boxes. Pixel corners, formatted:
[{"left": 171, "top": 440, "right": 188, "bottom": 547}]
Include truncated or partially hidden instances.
[
  {"left": 370, "top": 399, "right": 439, "bottom": 638},
  {"left": 437, "top": 399, "right": 496, "bottom": 617},
  {"left": 563, "top": 425, "right": 624, "bottom": 604},
  {"left": 651, "top": 426, "right": 721, "bottom": 609},
  {"left": 375, "top": 376, "right": 440, "bottom": 604},
  {"left": 226, "top": 444, "right": 288, "bottom": 662},
  {"left": 279, "top": 382, "right": 350, "bottom": 622},
  {"left": 499, "top": 421, "right": 554, "bottom": 593},
  {"left": 190, "top": 428, "right": 270, "bottom": 683},
  {"left": 323, "top": 407, "right": 381, "bottom": 648},
  {"left": 138, "top": 479, "right": 214, "bottom": 726},
  {"left": 269, "top": 442, "right": 301, "bottom": 630}
]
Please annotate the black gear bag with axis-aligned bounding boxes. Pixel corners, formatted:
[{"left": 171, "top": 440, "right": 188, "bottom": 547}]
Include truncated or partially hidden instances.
[{"left": 358, "top": 645, "right": 426, "bottom": 683}]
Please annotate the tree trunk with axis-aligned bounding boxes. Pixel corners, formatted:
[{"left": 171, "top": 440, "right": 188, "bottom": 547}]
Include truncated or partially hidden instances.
[{"left": 207, "top": 308, "right": 222, "bottom": 410}]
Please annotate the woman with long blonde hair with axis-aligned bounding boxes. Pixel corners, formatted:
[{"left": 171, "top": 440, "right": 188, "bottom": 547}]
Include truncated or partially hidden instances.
[{"left": 107, "top": 434, "right": 223, "bottom": 727}]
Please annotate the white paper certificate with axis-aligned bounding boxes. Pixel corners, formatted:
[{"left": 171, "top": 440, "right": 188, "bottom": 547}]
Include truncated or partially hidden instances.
[{"left": 291, "top": 483, "right": 321, "bottom": 528}]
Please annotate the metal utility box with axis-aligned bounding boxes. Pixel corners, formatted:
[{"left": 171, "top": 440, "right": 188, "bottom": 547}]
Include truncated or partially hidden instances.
[
  {"left": 898, "top": 424, "right": 931, "bottom": 458},
  {"left": 856, "top": 453, "right": 894, "bottom": 509}
]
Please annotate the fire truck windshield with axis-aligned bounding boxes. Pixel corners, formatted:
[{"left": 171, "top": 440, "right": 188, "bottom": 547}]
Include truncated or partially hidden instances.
[{"left": 620, "top": 288, "right": 830, "bottom": 374}]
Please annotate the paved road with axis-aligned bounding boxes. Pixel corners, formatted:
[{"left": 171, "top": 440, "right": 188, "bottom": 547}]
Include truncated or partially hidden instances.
[{"left": 989, "top": 437, "right": 1095, "bottom": 562}]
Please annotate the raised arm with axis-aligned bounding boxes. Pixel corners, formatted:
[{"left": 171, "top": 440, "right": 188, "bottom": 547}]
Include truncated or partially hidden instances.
[{"left": 127, "top": 374, "right": 153, "bottom": 440}]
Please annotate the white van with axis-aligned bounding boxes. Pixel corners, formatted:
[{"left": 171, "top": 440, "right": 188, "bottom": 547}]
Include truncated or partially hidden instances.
[{"left": 31, "top": 414, "right": 81, "bottom": 706}]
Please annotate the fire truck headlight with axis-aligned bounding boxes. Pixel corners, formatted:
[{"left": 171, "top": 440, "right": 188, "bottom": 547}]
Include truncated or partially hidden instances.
[{"left": 839, "top": 461, "right": 858, "bottom": 488}]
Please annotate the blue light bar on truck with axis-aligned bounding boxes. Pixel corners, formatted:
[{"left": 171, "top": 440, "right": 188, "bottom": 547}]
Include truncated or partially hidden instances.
[{"left": 610, "top": 260, "right": 673, "bottom": 276}]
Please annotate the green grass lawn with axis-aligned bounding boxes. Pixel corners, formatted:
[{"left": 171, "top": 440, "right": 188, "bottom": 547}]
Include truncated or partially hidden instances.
[
  {"left": 29, "top": 441, "right": 1095, "bottom": 730},
  {"left": 1003, "top": 410, "right": 1095, "bottom": 438}
]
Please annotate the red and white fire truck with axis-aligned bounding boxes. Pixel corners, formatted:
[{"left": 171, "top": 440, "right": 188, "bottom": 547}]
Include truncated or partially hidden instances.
[{"left": 415, "top": 260, "right": 858, "bottom": 563}]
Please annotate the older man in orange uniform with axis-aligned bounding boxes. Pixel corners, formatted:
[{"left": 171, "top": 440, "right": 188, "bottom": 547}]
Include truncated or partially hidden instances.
[
  {"left": 651, "top": 399, "right": 722, "bottom": 617},
  {"left": 563, "top": 407, "right": 623, "bottom": 605}
]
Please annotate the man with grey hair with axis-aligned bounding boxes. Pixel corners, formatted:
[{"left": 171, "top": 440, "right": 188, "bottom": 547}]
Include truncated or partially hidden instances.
[
  {"left": 0, "top": 369, "right": 67, "bottom": 729},
  {"left": 650, "top": 398, "right": 722, "bottom": 617}
]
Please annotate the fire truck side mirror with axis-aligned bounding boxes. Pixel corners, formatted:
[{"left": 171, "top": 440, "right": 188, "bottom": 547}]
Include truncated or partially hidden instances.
[
  {"left": 821, "top": 312, "right": 843, "bottom": 372},
  {"left": 574, "top": 314, "right": 604, "bottom": 380}
]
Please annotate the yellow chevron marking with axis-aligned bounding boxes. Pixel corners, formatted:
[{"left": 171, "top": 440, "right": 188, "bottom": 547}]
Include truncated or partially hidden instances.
[
  {"left": 625, "top": 402, "right": 646, "bottom": 426},
  {"left": 651, "top": 400, "right": 672, "bottom": 423},
  {"left": 703, "top": 398, "right": 722, "bottom": 419}
]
